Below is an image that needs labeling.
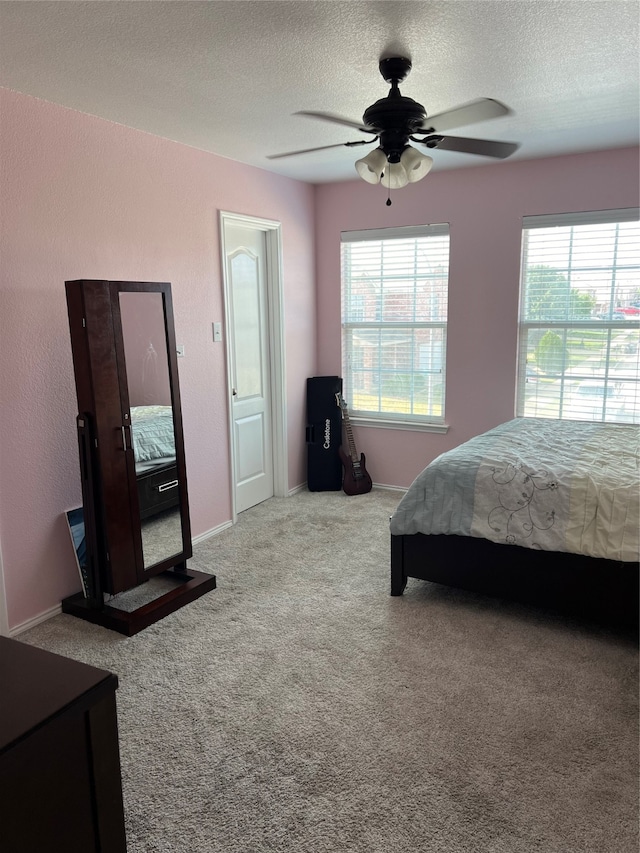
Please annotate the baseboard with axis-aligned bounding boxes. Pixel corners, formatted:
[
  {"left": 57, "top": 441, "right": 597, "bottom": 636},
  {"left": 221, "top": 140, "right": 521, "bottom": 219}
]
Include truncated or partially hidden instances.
[
  {"left": 372, "top": 483, "right": 407, "bottom": 495},
  {"left": 288, "top": 482, "right": 405, "bottom": 497},
  {"left": 192, "top": 519, "right": 233, "bottom": 546},
  {"left": 288, "top": 483, "right": 307, "bottom": 496},
  {"left": 11, "top": 603, "right": 63, "bottom": 636}
]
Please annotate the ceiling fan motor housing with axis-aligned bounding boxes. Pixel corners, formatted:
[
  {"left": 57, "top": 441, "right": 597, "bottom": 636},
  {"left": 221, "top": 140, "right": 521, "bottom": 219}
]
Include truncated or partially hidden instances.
[
  {"left": 363, "top": 57, "right": 427, "bottom": 161},
  {"left": 363, "top": 94, "right": 427, "bottom": 161}
]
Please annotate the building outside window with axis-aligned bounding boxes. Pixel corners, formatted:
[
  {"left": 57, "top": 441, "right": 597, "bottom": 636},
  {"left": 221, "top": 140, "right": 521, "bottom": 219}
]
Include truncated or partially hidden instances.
[
  {"left": 517, "top": 208, "right": 640, "bottom": 424},
  {"left": 341, "top": 225, "right": 450, "bottom": 428}
]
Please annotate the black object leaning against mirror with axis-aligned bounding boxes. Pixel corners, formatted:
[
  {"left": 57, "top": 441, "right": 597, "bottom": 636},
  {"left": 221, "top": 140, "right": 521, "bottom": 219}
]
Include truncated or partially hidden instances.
[{"left": 62, "top": 279, "right": 216, "bottom": 635}]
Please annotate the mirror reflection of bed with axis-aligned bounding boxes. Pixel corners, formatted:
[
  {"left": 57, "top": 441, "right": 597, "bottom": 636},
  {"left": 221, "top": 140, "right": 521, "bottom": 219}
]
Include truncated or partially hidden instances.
[{"left": 129, "top": 404, "right": 182, "bottom": 569}]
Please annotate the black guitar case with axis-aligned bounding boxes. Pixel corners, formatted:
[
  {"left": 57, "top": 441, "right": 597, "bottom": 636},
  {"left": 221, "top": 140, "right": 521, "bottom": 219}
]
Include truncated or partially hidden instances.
[{"left": 306, "top": 376, "right": 343, "bottom": 491}]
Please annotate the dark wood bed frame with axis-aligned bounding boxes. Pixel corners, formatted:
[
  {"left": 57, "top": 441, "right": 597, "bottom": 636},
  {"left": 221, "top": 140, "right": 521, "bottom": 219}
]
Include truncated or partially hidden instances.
[
  {"left": 391, "top": 532, "right": 639, "bottom": 629},
  {"left": 136, "top": 461, "right": 180, "bottom": 520}
]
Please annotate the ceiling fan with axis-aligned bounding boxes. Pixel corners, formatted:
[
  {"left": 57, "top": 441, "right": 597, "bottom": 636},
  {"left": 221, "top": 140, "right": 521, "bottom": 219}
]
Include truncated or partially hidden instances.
[{"left": 268, "top": 56, "right": 519, "bottom": 193}]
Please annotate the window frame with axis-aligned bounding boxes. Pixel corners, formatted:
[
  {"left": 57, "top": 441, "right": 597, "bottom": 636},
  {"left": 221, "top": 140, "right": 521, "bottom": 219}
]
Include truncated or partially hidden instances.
[
  {"left": 341, "top": 224, "right": 450, "bottom": 432},
  {"left": 516, "top": 208, "right": 640, "bottom": 424}
]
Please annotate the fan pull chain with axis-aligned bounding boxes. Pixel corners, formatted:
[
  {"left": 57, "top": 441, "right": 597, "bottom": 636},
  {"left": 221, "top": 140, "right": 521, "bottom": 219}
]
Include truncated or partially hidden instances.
[{"left": 386, "top": 184, "right": 392, "bottom": 206}]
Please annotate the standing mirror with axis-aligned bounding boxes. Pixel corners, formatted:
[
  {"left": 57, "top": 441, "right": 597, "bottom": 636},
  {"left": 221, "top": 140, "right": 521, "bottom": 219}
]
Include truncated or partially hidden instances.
[{"left": 62, "top": 279, "right": 216, "bottom": 635}]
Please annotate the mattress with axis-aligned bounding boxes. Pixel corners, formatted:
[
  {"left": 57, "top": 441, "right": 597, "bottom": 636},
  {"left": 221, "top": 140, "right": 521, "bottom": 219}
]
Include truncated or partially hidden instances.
[{"left": 390, "top": 418, "right": 639, "bottom": 562}]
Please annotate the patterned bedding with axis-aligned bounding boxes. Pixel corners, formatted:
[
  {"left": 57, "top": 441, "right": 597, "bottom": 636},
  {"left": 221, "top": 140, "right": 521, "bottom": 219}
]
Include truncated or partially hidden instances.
[
  {"left": 130, "top": 405, "right": 176, "bottom": 472},
  {"left": 390, "top": 418, "right": 639, "bottom": 563}
]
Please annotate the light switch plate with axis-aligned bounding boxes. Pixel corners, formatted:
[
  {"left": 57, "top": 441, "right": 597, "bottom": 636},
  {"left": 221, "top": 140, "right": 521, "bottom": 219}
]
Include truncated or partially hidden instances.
[{"left": 176, "top": 345, "right": 185, "bottom": 357}]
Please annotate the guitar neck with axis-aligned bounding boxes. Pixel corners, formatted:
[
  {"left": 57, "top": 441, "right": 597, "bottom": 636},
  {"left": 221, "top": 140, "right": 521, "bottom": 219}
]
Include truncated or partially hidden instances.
[{"left": 341, "top": 407, "right": 359, "bottom": 464}]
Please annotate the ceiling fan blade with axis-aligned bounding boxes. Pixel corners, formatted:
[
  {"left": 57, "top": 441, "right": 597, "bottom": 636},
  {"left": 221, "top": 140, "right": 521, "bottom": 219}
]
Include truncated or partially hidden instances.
[
  {"left": 295, "top": 110, "right": 376, "bottom": 134},
  {"left": 266, "top": 139, "right": 375, "bottom": 160},
  {"left": 418, "top": 98, "right": 511, "bottom": 133},
  {"left": 414, "top": 134, "right": 520, "bottom": 159}
]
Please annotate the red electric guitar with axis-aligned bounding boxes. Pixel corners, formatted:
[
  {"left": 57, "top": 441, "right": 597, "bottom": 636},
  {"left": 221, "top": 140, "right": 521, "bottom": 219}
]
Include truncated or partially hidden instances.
[{"left": 336, "top": 393, "right": 372, "bottom": 496}]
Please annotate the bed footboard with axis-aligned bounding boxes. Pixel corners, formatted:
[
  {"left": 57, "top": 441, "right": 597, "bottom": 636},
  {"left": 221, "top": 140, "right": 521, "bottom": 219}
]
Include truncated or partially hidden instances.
[{"left": 389, "top": 532, "right": 639, "bottom": 629}]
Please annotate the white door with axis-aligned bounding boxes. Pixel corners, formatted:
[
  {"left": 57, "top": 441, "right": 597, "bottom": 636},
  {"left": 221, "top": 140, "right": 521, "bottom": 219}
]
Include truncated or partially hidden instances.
[{"left": 223, "top": 219, "right": 275, "bottom": 514}]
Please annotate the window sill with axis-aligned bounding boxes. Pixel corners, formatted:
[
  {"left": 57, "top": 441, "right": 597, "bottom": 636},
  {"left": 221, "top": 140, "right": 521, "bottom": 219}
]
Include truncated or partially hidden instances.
[{"left": 349, "top": 416, "right": 449, "bottom": 434}]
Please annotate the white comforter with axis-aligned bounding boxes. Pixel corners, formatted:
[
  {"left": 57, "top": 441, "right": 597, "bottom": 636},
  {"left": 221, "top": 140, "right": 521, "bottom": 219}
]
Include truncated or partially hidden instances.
[
  {"left": 130, "top": 405, "right": 176, "bottom": 471},
  {"left": 390, "top": 418, "right": 639, "bottom": 562}
]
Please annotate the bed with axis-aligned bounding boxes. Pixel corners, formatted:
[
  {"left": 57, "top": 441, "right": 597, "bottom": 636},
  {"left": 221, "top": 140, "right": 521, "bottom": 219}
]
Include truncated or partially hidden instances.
[
  {"left": 390, "top": 418, "right": 639, "bottom": 626},
  {"left": 130, "top": 405, "right": 179, "bottom": 520}
]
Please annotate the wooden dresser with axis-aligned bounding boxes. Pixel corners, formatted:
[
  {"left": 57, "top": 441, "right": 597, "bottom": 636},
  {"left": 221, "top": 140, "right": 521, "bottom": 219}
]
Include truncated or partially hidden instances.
[{"left": 0, "top": 636, "right": 127, "bottom": 852}]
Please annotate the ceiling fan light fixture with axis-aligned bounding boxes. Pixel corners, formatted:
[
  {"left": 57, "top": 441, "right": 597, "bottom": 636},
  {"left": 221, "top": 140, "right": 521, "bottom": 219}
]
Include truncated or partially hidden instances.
[
  {"left": 355, "top": 147, "right": 387, "bottom": 184},
  {"left": 380, "top": 161, "right": 409, "bottom": 190},
  {"left": 400, "top": 146, "right": 433, "bottom": 183}
]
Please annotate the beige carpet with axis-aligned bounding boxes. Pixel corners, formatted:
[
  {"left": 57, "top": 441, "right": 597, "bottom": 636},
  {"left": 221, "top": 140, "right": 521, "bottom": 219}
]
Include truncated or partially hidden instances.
[{"left": 21, "top": 489, "right": 639, "bottom": 853}]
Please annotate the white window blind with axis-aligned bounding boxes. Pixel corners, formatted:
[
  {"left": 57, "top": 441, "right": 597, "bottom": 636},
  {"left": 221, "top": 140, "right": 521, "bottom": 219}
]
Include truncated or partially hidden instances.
[
  {"left": 517, "top": 208, "right": 640, "bottom": 424},
  {"left": 341, "top": 225, "right": 450, "bottom": 424}
]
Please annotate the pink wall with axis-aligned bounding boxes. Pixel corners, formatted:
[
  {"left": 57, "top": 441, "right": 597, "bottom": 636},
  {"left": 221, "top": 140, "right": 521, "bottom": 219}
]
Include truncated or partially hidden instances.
[
  {"left": 0, "top": 89, "right": 316, "bottom": 631},
  {"left": 315, "top": 146, "right": 640, "bottom": 489}
]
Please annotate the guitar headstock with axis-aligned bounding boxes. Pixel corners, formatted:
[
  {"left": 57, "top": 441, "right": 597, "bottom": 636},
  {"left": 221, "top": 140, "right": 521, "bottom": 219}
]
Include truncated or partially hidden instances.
[{"left": 335, "top": 392, "right": 347, "bottom": 412}]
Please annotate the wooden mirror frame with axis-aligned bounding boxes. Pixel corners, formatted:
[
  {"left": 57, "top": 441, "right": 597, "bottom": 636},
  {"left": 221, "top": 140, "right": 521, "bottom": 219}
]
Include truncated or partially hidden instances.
[{"left": 62, "top": 280, "right": 215, "bottom": 635}]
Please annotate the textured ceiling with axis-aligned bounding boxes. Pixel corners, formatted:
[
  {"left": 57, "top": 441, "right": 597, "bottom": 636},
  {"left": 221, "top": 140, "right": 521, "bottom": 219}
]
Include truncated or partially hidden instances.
[{"left": 0, "top": 1, "right": 638, "bottom": 183}]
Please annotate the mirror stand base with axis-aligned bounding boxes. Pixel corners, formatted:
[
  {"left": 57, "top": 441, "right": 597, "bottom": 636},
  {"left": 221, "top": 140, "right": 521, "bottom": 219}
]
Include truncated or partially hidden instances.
[{"left": 61, "top": 569, "right": 216, "bottom": 636}]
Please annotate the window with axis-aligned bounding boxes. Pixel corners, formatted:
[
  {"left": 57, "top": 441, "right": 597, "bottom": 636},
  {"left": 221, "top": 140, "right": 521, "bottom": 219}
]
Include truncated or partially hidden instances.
[
  {"left": 517, "top": 209, "right": 640, "bottom": 424},
  {"left": 341, "top": 225, "right": 450, "bottom": 427}
]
